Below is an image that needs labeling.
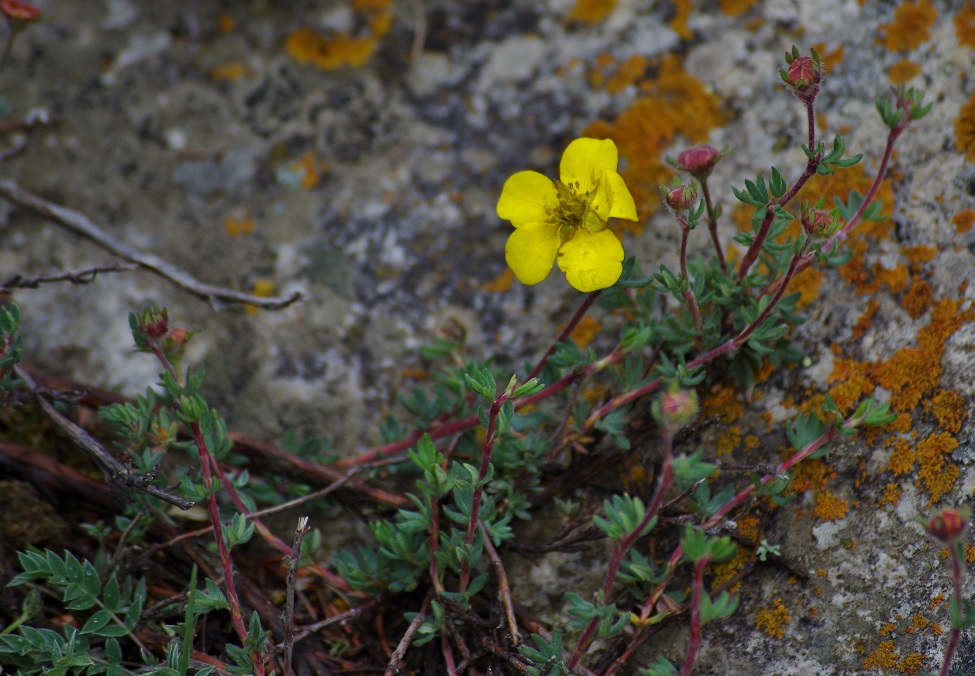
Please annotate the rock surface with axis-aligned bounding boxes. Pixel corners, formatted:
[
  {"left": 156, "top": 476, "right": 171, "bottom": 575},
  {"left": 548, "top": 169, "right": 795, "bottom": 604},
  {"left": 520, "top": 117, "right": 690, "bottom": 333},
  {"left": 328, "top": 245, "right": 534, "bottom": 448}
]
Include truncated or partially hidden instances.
[{"left": 2, "top": 0, "right": 975, "bottom": 673}]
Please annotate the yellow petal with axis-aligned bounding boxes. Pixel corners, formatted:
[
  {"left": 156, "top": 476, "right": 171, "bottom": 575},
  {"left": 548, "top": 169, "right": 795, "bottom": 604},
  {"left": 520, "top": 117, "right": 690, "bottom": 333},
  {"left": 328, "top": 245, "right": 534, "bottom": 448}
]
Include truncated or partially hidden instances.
[
  {"left": 505, "top": 222, "right": 561, "bottom": 286},
  {"left": 557, "top": 229, "right": 624, "bottom": 292},
  {"left": 559, "top": 138, "right": 619, "bottom": 193},
  {"left": 602, "top": 170, "right": 638, "bottom": 221},
  {"left": 497, "top": 170, "right": 558, "bottom": 227}
]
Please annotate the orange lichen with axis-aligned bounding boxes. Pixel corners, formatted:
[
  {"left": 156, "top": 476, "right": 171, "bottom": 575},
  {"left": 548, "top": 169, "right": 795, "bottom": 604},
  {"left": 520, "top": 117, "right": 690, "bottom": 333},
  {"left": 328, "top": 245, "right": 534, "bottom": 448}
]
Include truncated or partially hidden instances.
[
  {"left": 827, "top": 359, "right": 874, "bottom": 415},
  {"left": 953, "top": 209, "right": 975, "bottom": 234},
  {"left": 955, "top": 3, "right": 975, "bottom": 48},
  {"left": 956, "top": 91, "right": 975, "bottom": 161},
  {"left": 210, "top": 61, "right": 252, "bottom": 83},
  {"left": 604, "top": 55, "right": 649, "bottom": 94},
  {"left": 902, "top": 245, "right": 937, "bottom": 270},
  {"left": 715, "top": 425, "right": 741, "bottom": 456},
  {"left": 880, "top": 622, "right": 897, "bottom": 637},
  {"left": 290, "top": 152, "right": 329, "bottom": 189},
  {"left": 669, "top": 0, "right": 693, "bottom": 40},
  {"left": 901, "top": 277, "right": 933, "bottom": 319},
  {"left": 929, "top": 389, "right": 967, "bottom": 434},
  {"left": 584, "top": 55, "right": 725, "bottom": 226},
  {"left": 789, "top": 458, "right": 834, "bottom": 494},
  {"left": 852, "top": 299, "right": 880, "bottom": 340},
  {"left": 285, "top": 27, "right": 377, "bottom": 70},
  {"left": 224, "top": 208, "right": 256, "bottom": 238},
  {"left": 569, "top": 316, "right": 602, "bottom": 349},
  {"left": 862, "top": 641, "right": 898, "bottom": 669},
  {"left": 877, "top": 0, "right": 937, "bottom": 52},
  {"left": 888, "top": 59, "right": 921, "bottom": 84},
  {"left": 568, "top": 0, "right": 618, "bottom": 24},
  {"left": 718, "top": 0, "right": 757, "bottom": 16},
  {"left": 754, "top": 598, "right": 790, "bottom": 639},
  {"left": 482, "top": 268, "right": 515, "bottom": 293},
  {"left": 879, "top": 482, "right": 902, "bottom": 507},
  {"left": 702, "top": 384, "right": 744, "bottom": 423},
  {"left": 814, "top": 491, "right": 850, "bottom": 521},
  {"left": 790, "top": 267, "right": 824, "bottom": 309},
  {"left": 870, "top": 298, "right": 975, "bottom": 412},
  {"left": 896, "top": 653, "right": 926, "bottom": 674},
  {"left": 966, "top": 543, "right": 975, "bottom": 564},
  {"left": 915, "top": 432, "right": 959, "bottom": 503},
  {"left": 216, "top": 12, "right": 235, "bottom": 33},
  {"left": 887, "top": 438, "right": 914, "bottom": 476}
]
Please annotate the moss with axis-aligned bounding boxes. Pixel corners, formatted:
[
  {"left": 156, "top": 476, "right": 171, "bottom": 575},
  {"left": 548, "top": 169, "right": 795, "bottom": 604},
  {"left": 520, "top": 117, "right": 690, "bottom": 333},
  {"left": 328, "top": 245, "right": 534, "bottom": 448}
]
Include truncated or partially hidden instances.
[
  {"left": 754, "top": 598, "right": 790, "bottom": 639},
  {"left": 878, "top": 0, "right": 937, "bottom": 52},
  {"left": 955, "top": 2, "right": 975, "bottom": 48},
  {"left": 956, "top": 90, "right": 975, "bottom": 162}
]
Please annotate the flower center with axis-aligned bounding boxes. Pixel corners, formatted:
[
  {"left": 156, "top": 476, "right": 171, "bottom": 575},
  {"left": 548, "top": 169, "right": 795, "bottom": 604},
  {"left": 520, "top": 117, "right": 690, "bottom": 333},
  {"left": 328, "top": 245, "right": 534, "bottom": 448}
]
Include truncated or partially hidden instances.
[{"left": 548, "top": 179, "right": 605, "bottom": 243}]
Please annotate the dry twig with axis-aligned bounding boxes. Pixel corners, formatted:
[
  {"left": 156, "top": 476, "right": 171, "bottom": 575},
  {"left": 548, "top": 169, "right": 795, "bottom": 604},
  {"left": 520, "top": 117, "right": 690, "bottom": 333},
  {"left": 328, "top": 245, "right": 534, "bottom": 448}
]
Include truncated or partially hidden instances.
[{"left": 0, "top": 180, "right": 304, "bottom": 310}]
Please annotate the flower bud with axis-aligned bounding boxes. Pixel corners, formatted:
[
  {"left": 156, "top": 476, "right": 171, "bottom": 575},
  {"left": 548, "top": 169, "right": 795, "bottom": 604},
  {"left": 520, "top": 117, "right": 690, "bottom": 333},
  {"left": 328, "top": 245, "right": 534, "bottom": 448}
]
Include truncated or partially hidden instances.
[
  {"left": 652, "top": 383, "right": 699, "bottom": 429},
  {"left": 780, "top": 47, "right": 823, "bottom": 103},
  {"left": 799, "top": 200, "right": 841, "bottom": 240},
  {"left": 662, "top": 178, "right": 699, "bottom": 213},
  {"left": 138, "top": 305, "right": 169, "bottom": 339},
  {"left": 0, "top": 0, "right": 41, "bottom": 22},
  {"left": 922, "top": 507, "right": 970, "bottom": 544},
  {"left": 673, "top": 145, "right": 723, "bottom": 178}
]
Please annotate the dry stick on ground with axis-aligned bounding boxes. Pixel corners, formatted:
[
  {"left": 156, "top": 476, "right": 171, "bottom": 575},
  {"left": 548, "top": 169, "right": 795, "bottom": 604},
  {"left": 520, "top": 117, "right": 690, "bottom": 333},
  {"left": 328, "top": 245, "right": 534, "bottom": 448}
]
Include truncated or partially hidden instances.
[
  {"left": 13, "top": 364, "right": 193, "bottom": 509},
  {"left": 284, "top": 516, "right": 310, "bottom": 676},
  {"left": 1, "top": 263, "right": 138, "bottom": 293},
  {"left": 0, "top": 180, "right": 303, "bottom": 310}
]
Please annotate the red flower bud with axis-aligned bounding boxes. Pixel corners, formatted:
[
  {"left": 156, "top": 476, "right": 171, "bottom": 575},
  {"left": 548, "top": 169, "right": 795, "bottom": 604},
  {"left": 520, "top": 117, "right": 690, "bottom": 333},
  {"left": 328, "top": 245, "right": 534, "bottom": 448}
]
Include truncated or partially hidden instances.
[
  {"left": 138, "top": 305, "right": 169, "bottom": 339},
  {"left": 0, "top": 0, "right": 41, "bottom": 22},
  {"left": 923, "top": 507, "right": 970, "bottom": 544},
  {"left": 786, "top": 57, "right": 819, "bottom": 90},
  {"left": 675, "top": 145, "right": 722, "bottom": 175},
  {"left": 662, "top": 181, "right": 699, "bottom": 213},
  {"left": 653, "top": 384, "right": 699, "bottom": 429}
]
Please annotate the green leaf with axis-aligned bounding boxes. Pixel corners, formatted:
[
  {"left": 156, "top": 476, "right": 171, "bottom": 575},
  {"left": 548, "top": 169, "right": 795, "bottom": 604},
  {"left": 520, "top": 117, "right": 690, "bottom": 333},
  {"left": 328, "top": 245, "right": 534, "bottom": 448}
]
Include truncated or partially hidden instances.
[{"left": 80, "top": 610, "right": 113, "bottom": 635}]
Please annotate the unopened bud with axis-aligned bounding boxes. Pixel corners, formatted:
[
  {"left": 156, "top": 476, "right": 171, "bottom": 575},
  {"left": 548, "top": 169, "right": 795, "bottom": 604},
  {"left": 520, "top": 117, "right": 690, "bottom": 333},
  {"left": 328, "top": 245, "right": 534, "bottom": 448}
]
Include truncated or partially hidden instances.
[
  {"left": 922, "top": 507, "right": 970, "bottom": 545},
  {"left": 780, "top": 47, "right": 823, "bottom": 103},
  {"left": 138, "top": 305, "right": 169, "bottom": 339},
  {"left": 799, "top": 200, "right": 841, "bottom": 239},
  {"left": 672, "top": 144, "right": 723, "bottom": 178},
  {"left": 653, "top": 383, "right": 699, "bottom": 429},
  {"left": 0, "top": 0, "right": 41, "bottom": 22},
  {"left": 662, "top": 179, "right": 699, "bottom": 213}
]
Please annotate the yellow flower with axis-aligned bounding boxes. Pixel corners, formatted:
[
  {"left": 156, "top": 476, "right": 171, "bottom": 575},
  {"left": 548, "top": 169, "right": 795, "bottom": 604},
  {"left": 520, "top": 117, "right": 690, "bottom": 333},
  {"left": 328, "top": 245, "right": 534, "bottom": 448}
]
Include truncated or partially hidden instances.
[{"left": 497, "top": 137, "right": 638, "bottom": 292}]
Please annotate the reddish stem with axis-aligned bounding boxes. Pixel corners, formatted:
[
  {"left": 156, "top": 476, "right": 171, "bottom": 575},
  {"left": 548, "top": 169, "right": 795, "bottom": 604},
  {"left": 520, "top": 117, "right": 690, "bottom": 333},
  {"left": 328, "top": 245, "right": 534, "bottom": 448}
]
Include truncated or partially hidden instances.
[
  {"left": 681, "top": 556, "right": 710, "bottom": 676},
  {"left": 700, "top": 179, "right": 726, "bottom": 274},
  {"left": 528, "top": 289, "right": 602, "bottom": 381},
  {"left": 567, "top": 428, "right": 675, "bottom": 670},
  {"left": 737, "top": 99, "right": 818, "bottom": 283},
  {"left": 940, "top": 546, "right": 965, "bottom": 676}
]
